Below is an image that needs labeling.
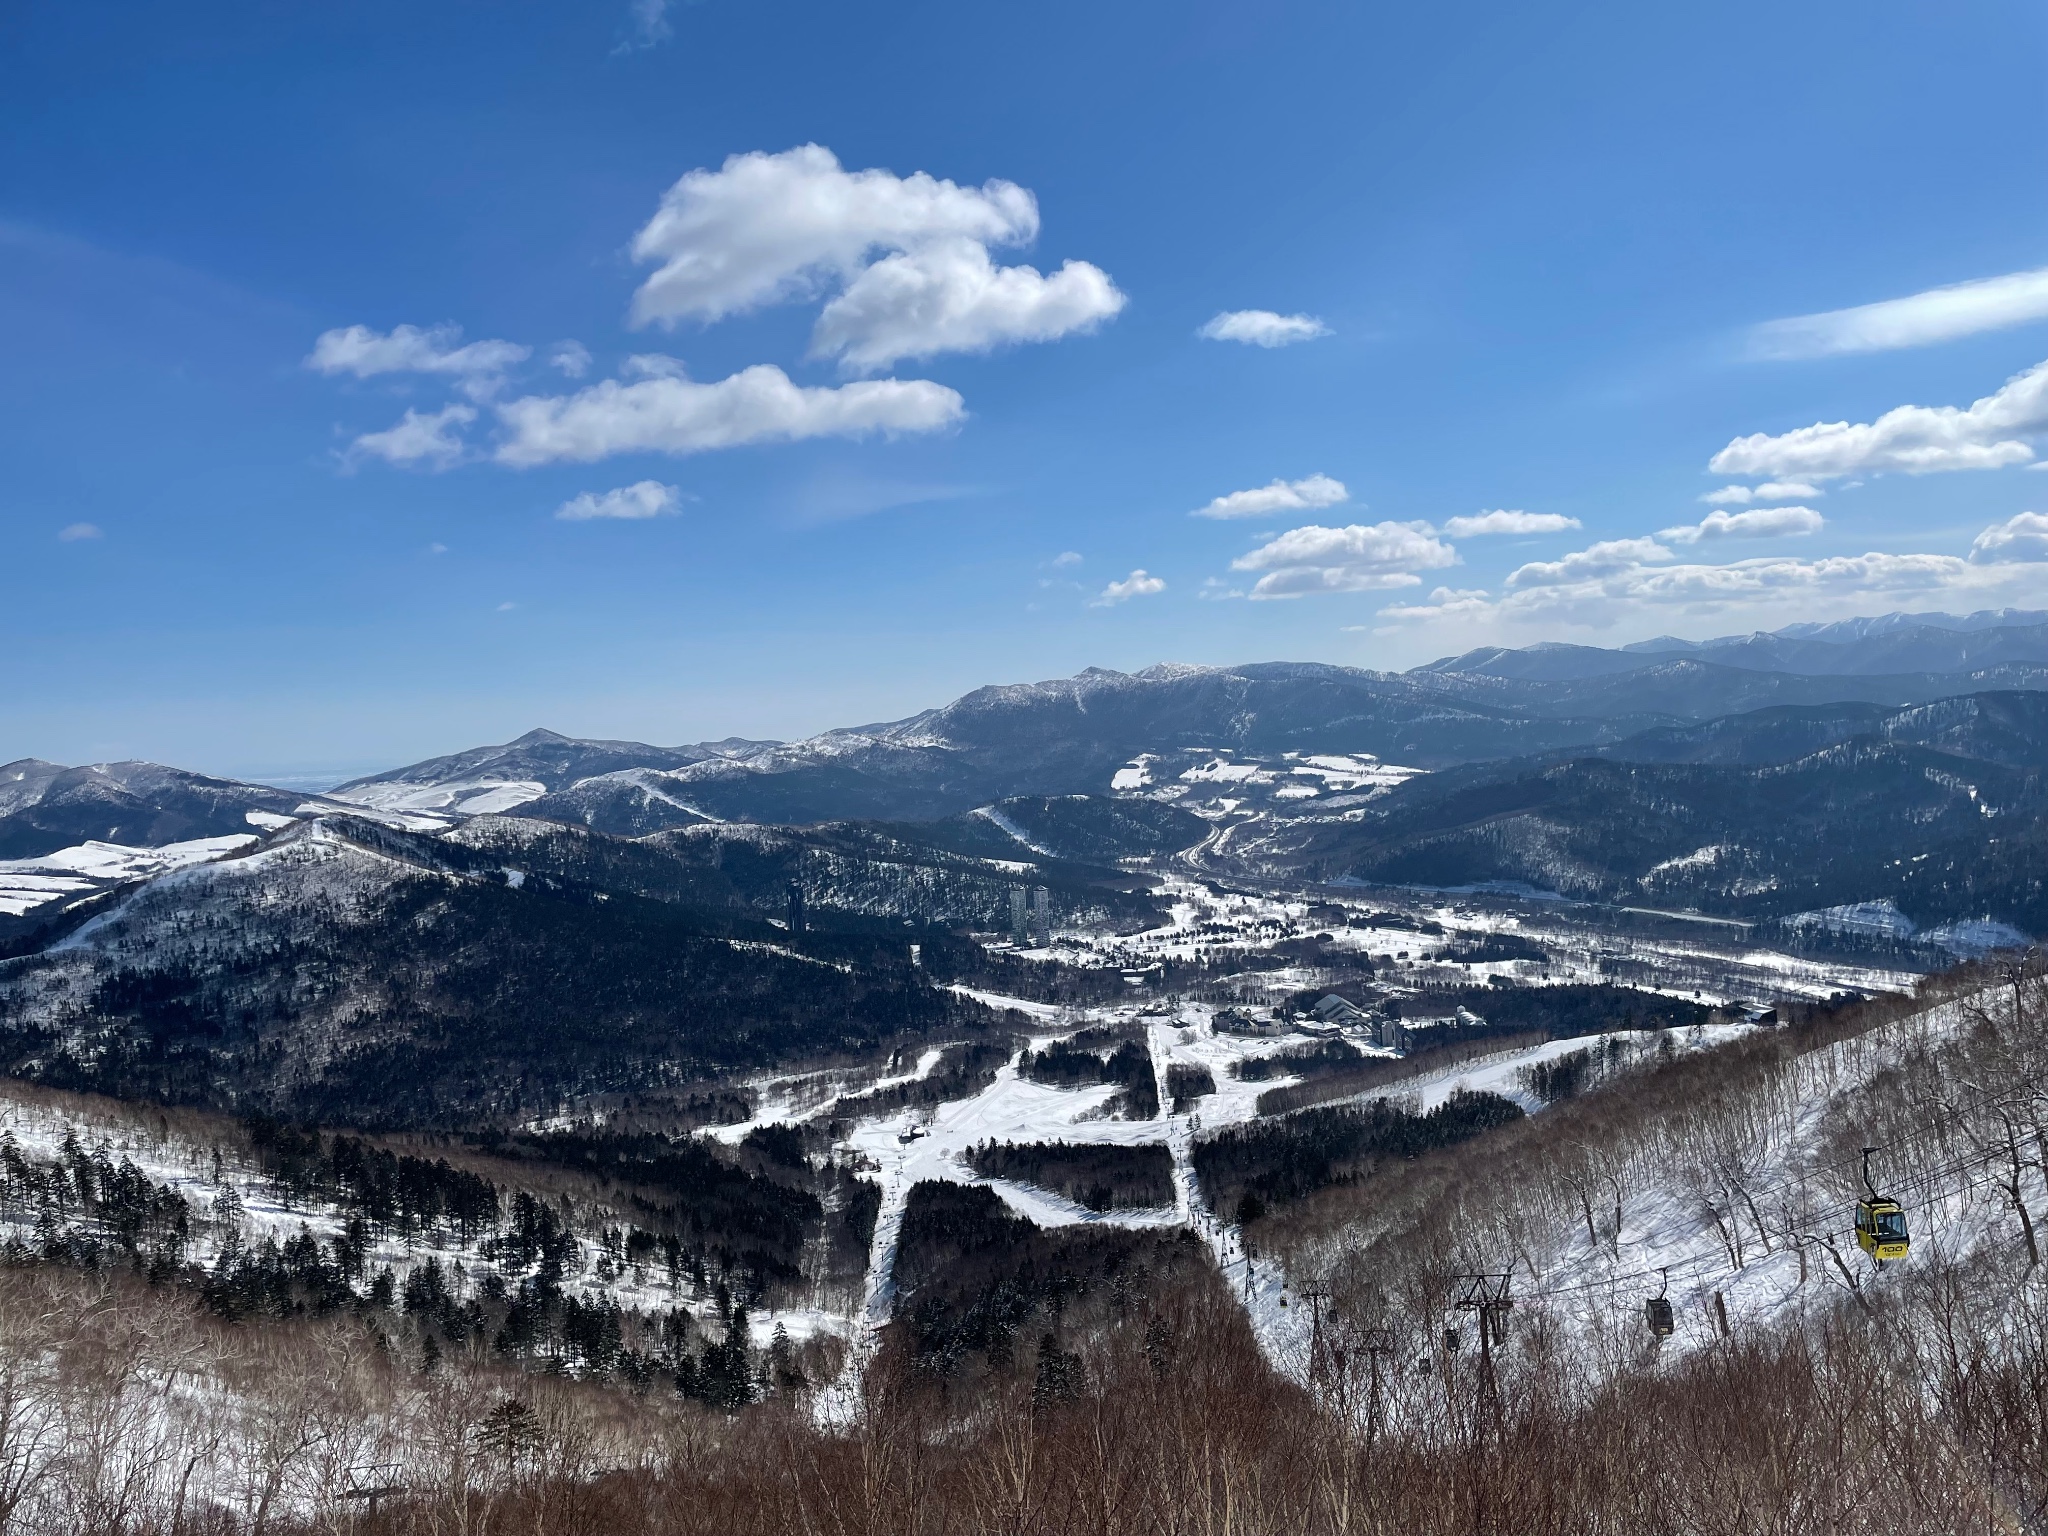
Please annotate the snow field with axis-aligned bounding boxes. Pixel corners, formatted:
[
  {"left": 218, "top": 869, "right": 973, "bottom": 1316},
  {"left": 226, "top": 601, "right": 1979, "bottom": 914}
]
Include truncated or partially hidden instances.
[
  {"left": 1265, "top": 987, "right": 2037, "bottom": 1406},
  {"left": 0, "top": 833, "right": 259, "bottom": 915},
  {"left": 706, "top": 1045, "right": 950, "bottom": 1145},
  {"left": 326, "top": 777, "right": 545, "bottom": 817}
]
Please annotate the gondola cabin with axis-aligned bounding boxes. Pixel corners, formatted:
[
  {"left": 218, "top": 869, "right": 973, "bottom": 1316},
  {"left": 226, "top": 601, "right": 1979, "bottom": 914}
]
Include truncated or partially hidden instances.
[
  {"left": 1644, "top": 1297, "right": 1675, "bottom": 1338},
  {"left": 1855, "top": 1197, "right": 1910, "bottom": 1261}
]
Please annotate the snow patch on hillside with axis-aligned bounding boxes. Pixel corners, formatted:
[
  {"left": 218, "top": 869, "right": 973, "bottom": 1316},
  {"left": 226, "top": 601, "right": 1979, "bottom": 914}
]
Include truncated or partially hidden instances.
[
  {"left": 328, "top": 777, "right": 545, "bottom": 816},
  {"left": 0, "top": 834, "right": 258, "bottom": 915},
  {"left": 973, "top": 804, "right": 1056, "bottom": 856}
]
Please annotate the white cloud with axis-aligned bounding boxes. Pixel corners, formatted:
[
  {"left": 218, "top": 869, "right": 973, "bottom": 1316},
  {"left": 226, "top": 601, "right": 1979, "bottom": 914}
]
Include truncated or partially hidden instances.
[
  {"left": 627, "top": 145, "right": 1039, "bottom": 327},
  {"left": 1191, "top": 474, "right": 1348, "bottom": 520},
  {"left": 1049, "top": 551, "right": 1082, "bottom": 568},
  {"left": 1658, "top": 506, "right": 1825, "bottom": 545},
  {"left": 1230, "top": 521, "right": 1457, "bottom": 599},
  {"left": 306, "top": 324, "right": 530, "bottom": 400},
  {"left": 548, "top": 341, "right": 593, "bottom": 378},
  {"left": 622, "top": 353, "right": 689, "bottom": 379},
  {"left": 1374, "top": 587, "right": 1495, "bottom": 625},
  {"left": 624, "top": 145, "right": 1119, "bottom": 368},
  {"left": 1439, "top": 509, "right": 1581, "bottom": 537},
  {"left": 1379, "top": 538, "right": 2038, "bottom": 637},
  {"left": 1094, "top": 569, "right": 1166, "bottom": 605},
  {"left": 497, "top": 601, "right": 518, "bottom": 612},
  {"left": 1699, "top": 481, "right": 1823, "bottom": 504},
  {"left": 1505, "top": 537, "right": 1675, "bottom": 590},
  {"left": 810, "top": 236, "right": 1124, "bottom": 372},
  {"left": 787, "top": 471, "right": 974, "bottom": 525},
  {"left": 1749, "top": 267, "right": 2048, "bottom": 359},
  {"left": 1970, "top": 511, "right": 2048, "bottom": 564},
  {"left": 348, "top": 404, "right": 477, "bottom": 469},
  {"left": 1198, "top": 310, "right": 1330, "bottom": 348},
  {"left": 555, "top": 481, "right": 684, "bottom": 521},
  {"left": 618, "top": 0, "right": 671, "bottom": 50},
  {"left": 493, "top": 365, "right": 963, "bottom": 466},
  {"left": 56, "top": 522, "right": 101, "bottom": 542},
  {"left": 1709, "top": 357, "right": 2048, "bottom": 480}
]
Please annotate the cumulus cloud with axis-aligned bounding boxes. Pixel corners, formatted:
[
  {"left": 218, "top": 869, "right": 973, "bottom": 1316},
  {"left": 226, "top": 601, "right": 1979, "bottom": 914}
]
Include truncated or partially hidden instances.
[
  {"left": 1750, "top": 267, "right": 2048, "bottom": 360},
  {"left": 1439, "top": 509, "right": 1581, "bottom": 538},
  {"left": 1700, "top": 481, "right": 1822, "bottom": 505},
  {"left": 1375, "top": 587, "right": 1495, "bottom": 625},
  {"left": 56, "top": 522, "right": 101, "bottom": 542},
  {"left": 1513, "top": 553, "right": 1964, "bottom": 613},
  {"left": 1379, "top": 536, "right": 2034, "bottom": 636},
  {"left": 1658, "top": 506, "right": 1825, "bottom": 545},
  {"left": 555, "top": 481, "right": 685, "bottom": 521},
  {"left": 1094, "top": 569, "right": 1166, "bottom": 605},
  {"left": 627, "top": 144, "right": 1039, "bottom": 326},
  {"left": 1709, "top": 358, "right": 2048, "bottom": 480},
  {"left": 1970, "top": 511, "right": 2048, "bottom": 564},
  {"left": 348, "top": 404, "right": 478, "bottom": 469},
  {"left": 1230, "top": 522, "right": 1457, "bottom": 599},
  {"left": 306, "top": 324, "right": 530, "bottom": 400},
  {"left": 1191, "top": 474, "right": 1348, "bottom": 520},
  {"left": 810, "top": 236, "right": 1124, "bottom": 372},
  {"left": 1198, "top": 310, "right": 1330, "bottom": 348},
  {"left": 493, "top": 364, "right": 963, "bottom": 467},
  {"left": 624, "top": 144, "right": 1120, "bottom": 367},
  {"left": 1505, "top": 538, "right": 1675, "bottom": 590},
  {"left": 548, "top": 341, "right": 593, "bottom": 378}
]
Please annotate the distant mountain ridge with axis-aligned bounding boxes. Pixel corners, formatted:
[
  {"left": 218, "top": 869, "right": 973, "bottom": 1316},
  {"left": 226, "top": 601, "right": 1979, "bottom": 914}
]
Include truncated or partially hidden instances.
[
  {"left": 1421, "top": 609, "right": 2048, "bottom": 683},
  {"left": 1640, "top": 607, "right": 2046, "bottom": 646},
  {"left": 383, "top": 663, "right": 1669, "bottom": 831},
  {"left": 327, "top": 727, "right": 780, "bottom": 816},
  {"left": 13, "top": 608, "right": 2048, "bottom": 852},
  {"left": 180, "top": 614, "right": 2048, "bottom": 832},
  {"left": 0, "top": 758, "right": 319, "bottom": 861},
  {"left": 1241, "top": 688, "right": 2048, "bottom": 934}
]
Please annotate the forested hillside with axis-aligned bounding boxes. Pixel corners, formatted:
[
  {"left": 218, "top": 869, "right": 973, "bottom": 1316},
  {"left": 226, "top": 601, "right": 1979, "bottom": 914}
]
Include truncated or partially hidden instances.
[
  {"left": 1265, "top": 701, "right": 2048, "bottom": 932},
  {"left": 0, "top": 819, "right": 996, "bottom": 1126}
]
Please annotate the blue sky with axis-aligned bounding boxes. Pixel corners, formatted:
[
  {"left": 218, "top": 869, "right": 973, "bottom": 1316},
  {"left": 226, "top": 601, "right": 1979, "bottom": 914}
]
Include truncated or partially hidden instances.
[{"left": 4, "top": 0, "right": 2047, "bottom": 781}]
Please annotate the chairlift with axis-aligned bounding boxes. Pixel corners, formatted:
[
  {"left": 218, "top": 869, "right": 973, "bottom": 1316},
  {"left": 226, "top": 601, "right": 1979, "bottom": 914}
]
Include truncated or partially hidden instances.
[
  {"left": 1442, "top": 1326, "right": 1461, "bottom": 1354},
  {"left": 1644, "top": 1268, "right": 1674, "bottom": 1339},
  {"left": 1853, "top": 1146, "right": 1910, "bottom": 1262}
]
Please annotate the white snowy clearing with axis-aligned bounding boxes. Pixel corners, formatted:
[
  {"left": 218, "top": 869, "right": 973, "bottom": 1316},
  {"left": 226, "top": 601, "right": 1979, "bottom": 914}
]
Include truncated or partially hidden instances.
[
  {"left": 326, "top": 776, "right": 545, "bottom": 817},
  {"left": 809, "top": 990, "right": 1732, "bottom": 1411},
  {"left": 0, "top": 834, "right": 258, "bottom": 915}
]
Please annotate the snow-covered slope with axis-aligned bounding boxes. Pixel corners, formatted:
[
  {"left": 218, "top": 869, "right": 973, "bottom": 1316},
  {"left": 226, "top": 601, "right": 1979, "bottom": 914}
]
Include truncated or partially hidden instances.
[
  {"left": 0, "top": 833, "right": 257, "bottom": 916},
  {"left": 1256, "top": 975, "right": 2048, "bottom": 1399},
  {"left": 0, "top": 757, "right": 319, "bottom": 861},
  {"left": 330, "top": 727, "right": 775, "bottom": 817}
]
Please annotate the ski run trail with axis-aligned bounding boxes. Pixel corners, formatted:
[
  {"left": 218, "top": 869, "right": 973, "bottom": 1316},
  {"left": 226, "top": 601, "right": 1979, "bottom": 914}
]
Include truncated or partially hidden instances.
[{"left": 812, "top": 988, "right": 1760, "bottom": 1418}]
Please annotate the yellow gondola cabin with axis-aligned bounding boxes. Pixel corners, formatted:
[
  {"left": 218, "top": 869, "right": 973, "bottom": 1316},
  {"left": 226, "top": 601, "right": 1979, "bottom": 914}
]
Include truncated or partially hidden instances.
[{"left": 1855, "top": 1196, "right": 1910, "bottom": 1261}]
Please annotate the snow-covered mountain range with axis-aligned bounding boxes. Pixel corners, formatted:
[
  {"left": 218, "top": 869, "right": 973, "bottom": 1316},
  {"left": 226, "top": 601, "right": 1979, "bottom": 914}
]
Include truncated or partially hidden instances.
[{"left": 5, "top": 608, "right": 2045, "bottom": 950}]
